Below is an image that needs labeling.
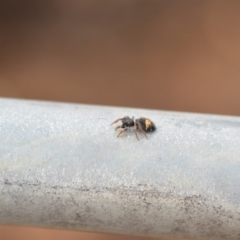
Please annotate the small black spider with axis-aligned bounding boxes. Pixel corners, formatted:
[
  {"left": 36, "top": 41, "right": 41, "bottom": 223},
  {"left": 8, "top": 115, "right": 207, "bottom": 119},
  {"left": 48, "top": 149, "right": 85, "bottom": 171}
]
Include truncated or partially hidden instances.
[{"left": 110, "top": 116, "right": 156, "bottom": 140}]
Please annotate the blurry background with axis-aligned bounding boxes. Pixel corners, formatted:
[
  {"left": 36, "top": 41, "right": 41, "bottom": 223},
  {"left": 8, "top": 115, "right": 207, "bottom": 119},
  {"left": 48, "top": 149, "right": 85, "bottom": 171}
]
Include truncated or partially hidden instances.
[{"left": 0, "top": 0, "right": 240, "bottom": 239}]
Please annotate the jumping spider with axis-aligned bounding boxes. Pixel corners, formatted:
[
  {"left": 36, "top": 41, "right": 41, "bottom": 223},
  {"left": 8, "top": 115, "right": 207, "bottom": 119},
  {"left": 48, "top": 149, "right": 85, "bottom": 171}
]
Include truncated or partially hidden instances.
[{"left": 110, "top": 116, "right": 156, "bottom": 140}]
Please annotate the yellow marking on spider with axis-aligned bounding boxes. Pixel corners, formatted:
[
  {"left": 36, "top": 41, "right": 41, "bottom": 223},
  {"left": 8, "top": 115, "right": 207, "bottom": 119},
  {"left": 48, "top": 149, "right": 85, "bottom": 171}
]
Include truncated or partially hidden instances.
[{"left": 145, "top": 119, "right": 151, "bottom": 130}]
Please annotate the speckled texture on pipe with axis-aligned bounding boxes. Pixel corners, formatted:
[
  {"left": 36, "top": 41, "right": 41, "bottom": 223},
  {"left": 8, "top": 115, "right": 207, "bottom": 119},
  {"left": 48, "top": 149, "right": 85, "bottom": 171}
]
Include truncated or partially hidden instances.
[{"left": 0, "top": 98, "right": 240, "bottom": 240}]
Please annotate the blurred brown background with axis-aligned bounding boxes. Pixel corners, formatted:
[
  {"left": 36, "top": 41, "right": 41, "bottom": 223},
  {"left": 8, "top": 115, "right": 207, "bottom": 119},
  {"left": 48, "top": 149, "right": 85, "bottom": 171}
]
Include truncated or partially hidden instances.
[{"left": 0, "top": 0, "right": 240, "bottom": 239}]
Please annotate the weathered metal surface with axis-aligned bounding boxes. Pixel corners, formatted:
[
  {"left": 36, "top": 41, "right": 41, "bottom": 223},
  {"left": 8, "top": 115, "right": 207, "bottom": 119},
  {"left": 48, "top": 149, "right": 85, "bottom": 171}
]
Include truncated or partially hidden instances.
[{"left": 0, "top": 98, "right": 240, "bottom": 239}]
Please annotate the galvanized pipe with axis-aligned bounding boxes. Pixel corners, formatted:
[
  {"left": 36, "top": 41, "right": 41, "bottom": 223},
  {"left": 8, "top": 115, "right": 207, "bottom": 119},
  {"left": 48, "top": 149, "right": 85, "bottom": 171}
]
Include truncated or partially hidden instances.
[{"left": 0, "top": 98, "right": 240, "bottom": 240}]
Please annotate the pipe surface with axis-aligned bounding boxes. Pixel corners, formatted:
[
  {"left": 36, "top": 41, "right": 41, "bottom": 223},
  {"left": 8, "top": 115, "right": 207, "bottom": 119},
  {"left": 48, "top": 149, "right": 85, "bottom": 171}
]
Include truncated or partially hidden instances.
[{"left": 0, "top": 98, "right": 240, "bottom": 240}]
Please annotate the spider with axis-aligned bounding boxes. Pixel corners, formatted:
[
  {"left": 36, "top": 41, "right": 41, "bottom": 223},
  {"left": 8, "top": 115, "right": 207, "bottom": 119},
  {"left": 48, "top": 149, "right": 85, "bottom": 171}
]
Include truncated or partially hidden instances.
[{"left": 110, "top": 116, "right": 156, "bottom": 140}]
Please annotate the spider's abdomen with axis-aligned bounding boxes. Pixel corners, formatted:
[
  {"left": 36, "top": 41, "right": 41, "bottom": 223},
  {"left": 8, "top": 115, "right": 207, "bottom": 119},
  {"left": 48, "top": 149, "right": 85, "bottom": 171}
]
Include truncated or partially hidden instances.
[{"left": 137, "top": 118, "right": 156, "bottom": 132}]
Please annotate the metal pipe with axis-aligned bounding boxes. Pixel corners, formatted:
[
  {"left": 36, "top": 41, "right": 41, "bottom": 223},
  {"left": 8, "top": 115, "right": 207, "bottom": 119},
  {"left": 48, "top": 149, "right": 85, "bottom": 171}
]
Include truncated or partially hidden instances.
[{"left": 0, "top": 98, "right": 240, "bottom": 240}]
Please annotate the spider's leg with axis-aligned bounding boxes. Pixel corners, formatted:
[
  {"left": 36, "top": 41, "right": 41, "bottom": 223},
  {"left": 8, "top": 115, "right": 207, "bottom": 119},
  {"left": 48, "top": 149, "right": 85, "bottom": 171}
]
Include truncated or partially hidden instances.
[
  {"left": 117, "top": 129, "right": 127, "bottom": 137},
  {"left": 110, "top": 116, "right": 130, "bottom": 126},
  {"left": 110, "top": 118, "right": 122, "bottom": 126},
  {"left": 115, "top": 125, "right": 122, "bottom": 131},
  {"left": 134, "top": 129, "right": 139, "bottom": 140},
  {"left": 136, "top": 121, "right": 148, "bottom": 139}
]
